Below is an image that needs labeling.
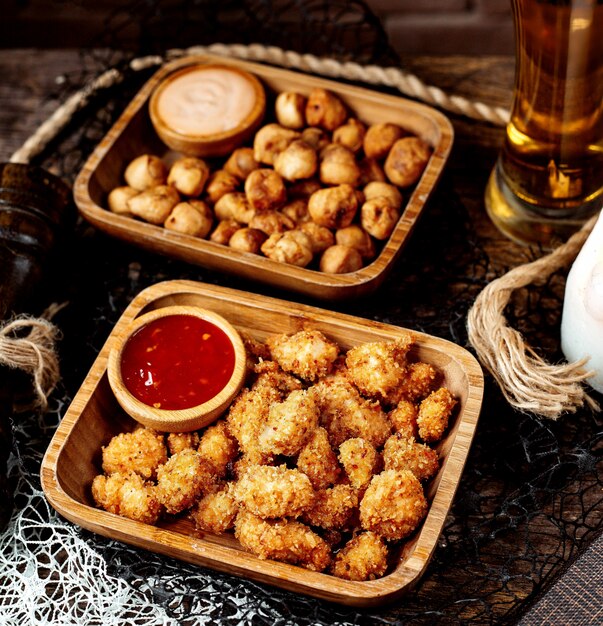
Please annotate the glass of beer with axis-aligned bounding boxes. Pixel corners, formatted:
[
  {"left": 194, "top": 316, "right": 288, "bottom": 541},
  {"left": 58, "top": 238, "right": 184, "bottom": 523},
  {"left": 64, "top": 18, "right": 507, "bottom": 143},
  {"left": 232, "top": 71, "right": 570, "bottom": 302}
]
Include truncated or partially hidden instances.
[{"left": 485, "top": 0, "right": 603, "bottom": 246}]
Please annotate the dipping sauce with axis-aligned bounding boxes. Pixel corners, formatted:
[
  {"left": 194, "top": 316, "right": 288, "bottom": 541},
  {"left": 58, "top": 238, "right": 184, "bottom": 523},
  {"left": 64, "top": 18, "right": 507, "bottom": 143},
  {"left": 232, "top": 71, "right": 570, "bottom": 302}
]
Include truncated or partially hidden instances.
[{"left": 120, "top": 314, "right": 236, "bottom": 410}]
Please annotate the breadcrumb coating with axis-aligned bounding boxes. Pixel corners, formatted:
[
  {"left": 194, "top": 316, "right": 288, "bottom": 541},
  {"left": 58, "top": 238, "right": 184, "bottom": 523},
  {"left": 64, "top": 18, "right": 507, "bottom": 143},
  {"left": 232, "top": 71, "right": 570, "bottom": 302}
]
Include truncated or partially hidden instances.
[
  {"left": 101, "top": 427, "right": 167, "bottom": 480},
  {"left": 92, "top": 472, "right": 162, "bottom": 524},
  {"left": 387, "top": 361, "right": 438, "bottom": 405},
  {"left": 297, "top": 427, "right": 341, "bottom": 490},
  {"left": 252, "top": 360, "right": 304, "bottom": 395},
  {"left": 303, "top": 484, "right": 358, "bottom": 530},
  {"left": 331, "top": 532, "right": 389, "bottom": 581},
  {"left": 338, "top": 437, "right": 381, "bottom": 491},
  {"left": 167, "top": 432, "right": 200, "bottom": 456},
  {"left": 198, "top": 420, "right": 238, "bottom": 478},
  {"left": 234, "top": 510, "right": 332, "bottom": 572},
  {"left": 359, "top": 469, "right": 427, "bottom": 541},
  {"left": 190, "top": 484, "right": 238, "bottom": 534},
  {"left": 417, "top": 387, "right": 456, "bottom": 442},
  {"left": 268, "top": 329, "right": 339, "bottom": 382},
  {"left": 388, "top": 400, "right": 419, "bottom": 439},
  {"left": 382, "top": 434, "right": 439, "bottom": 482},
  {"left": 233, "top": 464, "right": 315, "bottom": 519}
]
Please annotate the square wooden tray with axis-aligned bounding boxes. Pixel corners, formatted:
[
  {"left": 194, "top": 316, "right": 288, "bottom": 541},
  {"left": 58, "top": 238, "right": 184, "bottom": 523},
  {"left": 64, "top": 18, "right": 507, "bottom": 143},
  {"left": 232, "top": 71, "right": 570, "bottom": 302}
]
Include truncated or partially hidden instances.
[
  {"left": 41, "top": 280, "right": 483, "bottom": 606},
  {"left": 73, "top": 55, "right": 454, "bottom": 301}
]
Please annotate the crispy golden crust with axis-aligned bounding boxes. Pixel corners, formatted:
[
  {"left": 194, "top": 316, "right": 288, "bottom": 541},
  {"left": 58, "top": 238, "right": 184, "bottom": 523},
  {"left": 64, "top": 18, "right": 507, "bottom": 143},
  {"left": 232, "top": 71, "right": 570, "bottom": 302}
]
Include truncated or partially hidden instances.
[
  {"left": 388, "top": 361, "right": 439, "bottom": 405},
  {"left": 234, "top": 464, "right": 315, "bottom": 519},
  {"left": 331, "top": 531, "right": 389, "bottom": 581},
  {"left": 251, "top": 360, "right": 304, "bottom": 395},
  {"left": 297, "top": 427, "right": 341, "bottom": 490},
  {"left": 198, "top": 420, "right": 238, "bottom": 478},
  {"left": 91, "top": 472, "right": 162, "bottom": 524},
  {"left": 190, "top": 484, "right": 239, "bottom": 534},
  {"left": 234, "top": 510, "right": 332, "bottom": 572},
  {"left": 388, "top": 399, "right": 419, "bottom": 439},
  {"left": 382, "top": 434, "right": 439, "bottom": 482},
  {"left": 417, "top": 387, "right": 456, "bottom": 443},
  {"left": 101, "top": 428, "right": 167, "bottom": 480},
  {"left": 167, "top": 432, "right": 200, "bottom": 456},
  {"left": 302, "top": 484, "right": 358, "bottom": 530},
  {"left": 338, "top": 437, "right": 381, "bottom": 491},
  {"left": 359, "top": 469, "right": 427, "bottom": 541}
]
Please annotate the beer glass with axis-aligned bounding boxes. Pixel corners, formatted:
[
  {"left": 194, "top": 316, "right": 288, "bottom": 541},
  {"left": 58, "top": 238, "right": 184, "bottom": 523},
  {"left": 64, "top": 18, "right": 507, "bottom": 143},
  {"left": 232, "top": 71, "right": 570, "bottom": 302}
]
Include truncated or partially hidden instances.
[{"left": 485, "top": 0, "right": 603, "bottom": 246}]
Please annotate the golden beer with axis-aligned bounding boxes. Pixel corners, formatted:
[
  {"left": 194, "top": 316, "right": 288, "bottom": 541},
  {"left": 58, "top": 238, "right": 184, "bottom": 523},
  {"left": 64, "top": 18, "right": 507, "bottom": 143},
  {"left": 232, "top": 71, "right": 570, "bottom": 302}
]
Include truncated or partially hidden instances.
[{"left": 486, "top": 0, "right": 603, "bottom": 245}]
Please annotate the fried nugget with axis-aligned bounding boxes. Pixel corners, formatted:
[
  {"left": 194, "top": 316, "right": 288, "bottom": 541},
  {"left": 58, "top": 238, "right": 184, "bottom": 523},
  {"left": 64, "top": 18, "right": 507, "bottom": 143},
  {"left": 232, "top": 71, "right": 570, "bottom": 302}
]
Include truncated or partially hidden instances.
[
  {"left": 101, "top": 427, "right": 167, "bottom": 480},
  {"left": 235, "top": 510, "right": 332, "bottom": 572},
  {"left": 388, "top": 399, "right": 419, "bottom": 439},
  {"left": 91, "top": 472, "right": 162, "bottom": 524},
  {"left": 167, "top": 431, "right": 200, "bottom": 455},
  {"left": 297, "top": 427, "right": 341, "bottom": 490},
  {"left": 198, "top": 420, "right": 238, "bottom": 478},
  {"left": 251, "top": 360, "right": 304, "bottom": 395},
  {"left": 233, "top": 464, "right": 315, "bottom": 519},
  {"left": 331, "top": 532, "right": 389, "bottom": 581},
  {"left": 388, "top": 361, "right": 439, "bottom": 405},
  {"left": 303, "top": 484, "right": 358, "bottom": 530},
  {"left": 359, "top": 469, "right": 427, "bottom": 541},
  {"left": 417, "top": 387, "right": 456, "bottom": 442},
  {"left": 382, "top": 434, "right": 439, "bottom": 482},
  {"left": 190, "top": 484, "right": 239, "bottom": 534},
  {"left": 338, "top": 437, "right": 381, "bottom": 491}
]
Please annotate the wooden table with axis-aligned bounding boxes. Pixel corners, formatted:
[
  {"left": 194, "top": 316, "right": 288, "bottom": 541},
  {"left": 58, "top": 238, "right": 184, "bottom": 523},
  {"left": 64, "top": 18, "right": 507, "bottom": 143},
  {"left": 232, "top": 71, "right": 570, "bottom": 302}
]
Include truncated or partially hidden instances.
[{"left": 0, "top": 48, "right": 600, "bottom": 625}]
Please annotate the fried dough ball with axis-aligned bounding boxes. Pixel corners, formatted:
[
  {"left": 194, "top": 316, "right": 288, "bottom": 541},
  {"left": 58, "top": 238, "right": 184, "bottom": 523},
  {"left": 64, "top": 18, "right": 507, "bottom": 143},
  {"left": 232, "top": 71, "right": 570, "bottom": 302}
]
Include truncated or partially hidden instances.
[
  {"left": 417, "top": 387, "right": 456, "bottom": 442},
  {"left": 382, "top": 434, "right": 439, "bottom": 482},
  {"left": 388, "top": 399, "right": 419, "bottom": 439},
  {"left": 248, "top": 209, "right": 295, "bottom": 235},
  {"left": 205, "top": 169, "right": 239, "bottom": 204},
  {"left": 155, "top": 449, "right": 213, "bottom": 514},
  {"left": 300, "top": 127, "right": 331, "bottom": 152},
  {"left": 359, "top": 469, "right": 427, "bottom": 541},
  {"left": 345, "top": 337, "right": 413, "bottom": 401},
  {"left": 358, "top": 157, "right": 386, "bottom": 186},
  {"left": 101, "top": 428, "right": 167, "bottom": 480},
  {"left": 124, "top": 154, "right": 167, "bottom": 191},
  {"left": 261, "top": 230, "right": 313, "bottom": 267},
  {"left": 268, "top": 329, "right": 339, "bottom": 382},
  {"left": 235, "top": 510, "right": 332, "bottom": 572},
  {"left": 305, "top": 88, "right": 347, "bottom": 131},
  {"left": 198, "top": 420, "right": 238, "bottom": 478},
  {"left": 389, "top": 362, "right": 439, "bottom": 404},
  {"left": 384, "top": 137, "right": 432, "bottom": 187},
  {"left": 229, "top": 227, "right": 267, "bottom": 254},
  {"left": 335, "top": 225, "right": 376, "bottom": 260},
  {"left": 245, "top": 168, "right": 287, "bottom": 212},
  {"left": 363, "top": 181, "right": 403, "bottom": 209},
  {"left": 233, "top": 464, "right": 315, "bottom": 519},
  {"left": 251, "top": 360, "right": 304, "bottom": 395},
  {"left": 319, "top": 144, "right": 360, "bottom": 187},
  {"left": 331, "top": 531, "right": 388, "bottom": 581},
  {"left": 333, "top": 118, "right": 366, "bottom": 153},
  {"left": 275, "top": 91, "right": 307, "bottom": 129},
  {"left": 191, "top": 484, "right": 238, "bottom": 534},
  {"left": 297, "top": 427, "right": 341, "bottom": 490},
  {"left": 274, "top": 140, "right": 318, "bottom": 182},
  {"left": 107, "top": 186, "right": 138, "bottom": 216},
  {"left": 361, "top": 197, "right": 400, "bottom": 240},
  {"left": 303, "top": 484, "right": 358, "bottom": 530},
  {"left": 253, "top": 123, "right": 300, "bottom": 166},
  {"left": 167, "top": 156, "right": 210, "bottom": 196},
  {"left": 167, "top": 431, "right": 200, "bottom": 455},
  {"left": 313, "top": 378, "right": 391, "bottom": 448},
  {"left": 281, "top": 198, "right": 310, "bottom": 223},
  {"left": 319, "top": 244, "right": 363, "bottom": 274},
  {"left": 214, "top": 192, "right": 255, "bottom": 224},
  {"left": 224, "top": 147, "right": 259, "bottom": 180},
  {"left": 363, "top": 123, "right": 405, "bottom": 160},
  {"left": 128, "top": 184, "right": 180, "bottom": 225},
  {"left": 91, "top": 472, "right": 162, "bottom": 525},
  {"left": 258, "top": 389, "right": 319, "bottom": 457},
  {"left": 308, "top": 184, "right": 358, "bottom": 229},
  {"left": 338, "top": 437, "right": 381, "bottom": 491},
  {"left": 210, "top": 219, "right": 241, "bottom": 245},
  {"left": 299, "top": 221, "right": 335, "bottom": 254},
  {"left": 164, "top": 200, "right": 213, "bottom": 237}
]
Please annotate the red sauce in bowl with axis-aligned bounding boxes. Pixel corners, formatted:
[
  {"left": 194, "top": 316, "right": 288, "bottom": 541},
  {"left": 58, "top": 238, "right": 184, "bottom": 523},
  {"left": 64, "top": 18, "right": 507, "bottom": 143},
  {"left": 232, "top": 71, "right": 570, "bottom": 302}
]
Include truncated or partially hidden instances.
[{"left": 120, "top": 314, "right": 235, "bottom": 410}]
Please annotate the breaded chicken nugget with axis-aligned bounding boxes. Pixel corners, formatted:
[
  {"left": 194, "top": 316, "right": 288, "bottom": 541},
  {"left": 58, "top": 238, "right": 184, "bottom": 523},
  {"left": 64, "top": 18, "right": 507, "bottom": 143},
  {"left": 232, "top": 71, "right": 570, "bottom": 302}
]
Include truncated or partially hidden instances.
[
  {"left": 155, "top": 449, "right": 213, "bottom": 514},
  {"left": 387, "top": 361, "right": 439, "bottom": 405},
  {"left": 345, "top": 337, "right": 413, "bottom": 401},
  {"left": 235, "top": 510, "right": 332, "bottom": 572},
  {"left": 388, "top": 399, "right": 419, "bottom": 439},
  {"left": 190, "top": 483, "right": 239, "bottom": 534},
  {"left": 92, "top": 472, "right": 162, "bottom": 524},
  {"left": 258, "top": 389, "right": 319, "bottom": 456},
  {"left": 251, "top": 360, "right": 304, "bottom": 395},
  {"left": 268, "top": 329, "right": 339, "bottom": 382},
  {"left": 331, "top": 531, "right": 389, "bottom": 581},
  {"left": 101, "top": 427, "right": 167, "bottom": 480},
  {"left": 382, "top": 434, "right": 439, "bottom": 482},
  {"left": 417, "top": 387, "right": 456, "bottom": 442},
  {"left": 338, "top": 437, "right": 381, "bottom": 491},
  {"left": 303, "top": 484, "right": 358, "bottom": 530},
  {"left": 297, "top": 427, "right": 341, "bottom": 490},
  {"left": 167, "top": 431, "right": 200, "bottom": 456},
  {"left": 233, "top": 464, "right": 315, "bottom": 519},
  {"left": 198, "top": 420, "right": 238, "bottom": 478},
  {"left": 359, "top": 469, "right": 427, "bottom": 541}
]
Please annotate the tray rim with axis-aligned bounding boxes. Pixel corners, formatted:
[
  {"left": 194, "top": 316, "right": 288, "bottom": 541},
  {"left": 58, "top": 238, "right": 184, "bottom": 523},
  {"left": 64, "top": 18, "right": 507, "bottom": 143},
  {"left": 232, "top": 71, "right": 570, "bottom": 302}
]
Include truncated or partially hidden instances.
[
  {"left": 73, "top": 55, "right": 454, "bottom": 301},
  {"left": 41, "top": 280, "right": 484, "bottom": 606}
]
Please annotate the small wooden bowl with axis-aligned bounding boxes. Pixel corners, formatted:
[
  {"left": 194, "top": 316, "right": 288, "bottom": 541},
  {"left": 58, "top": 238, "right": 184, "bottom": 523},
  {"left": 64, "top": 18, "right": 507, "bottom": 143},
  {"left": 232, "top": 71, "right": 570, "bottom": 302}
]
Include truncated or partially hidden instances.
[
  {"left": 149, "top": 63, "right": 266, "bottom": 157},
  {"left": 107, "top": 305, "right": 246, "bottom": 432}
]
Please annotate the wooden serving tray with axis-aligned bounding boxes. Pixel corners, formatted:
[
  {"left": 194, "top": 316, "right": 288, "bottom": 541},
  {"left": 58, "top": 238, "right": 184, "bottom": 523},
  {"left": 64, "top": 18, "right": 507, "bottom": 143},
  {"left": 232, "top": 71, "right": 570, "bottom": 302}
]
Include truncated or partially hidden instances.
[
  {"left": 73, "top": 55, "right": 454, "bottom": 300},
  {"left": 41, "top": 280, "right": 483, "bottom": 606}
]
